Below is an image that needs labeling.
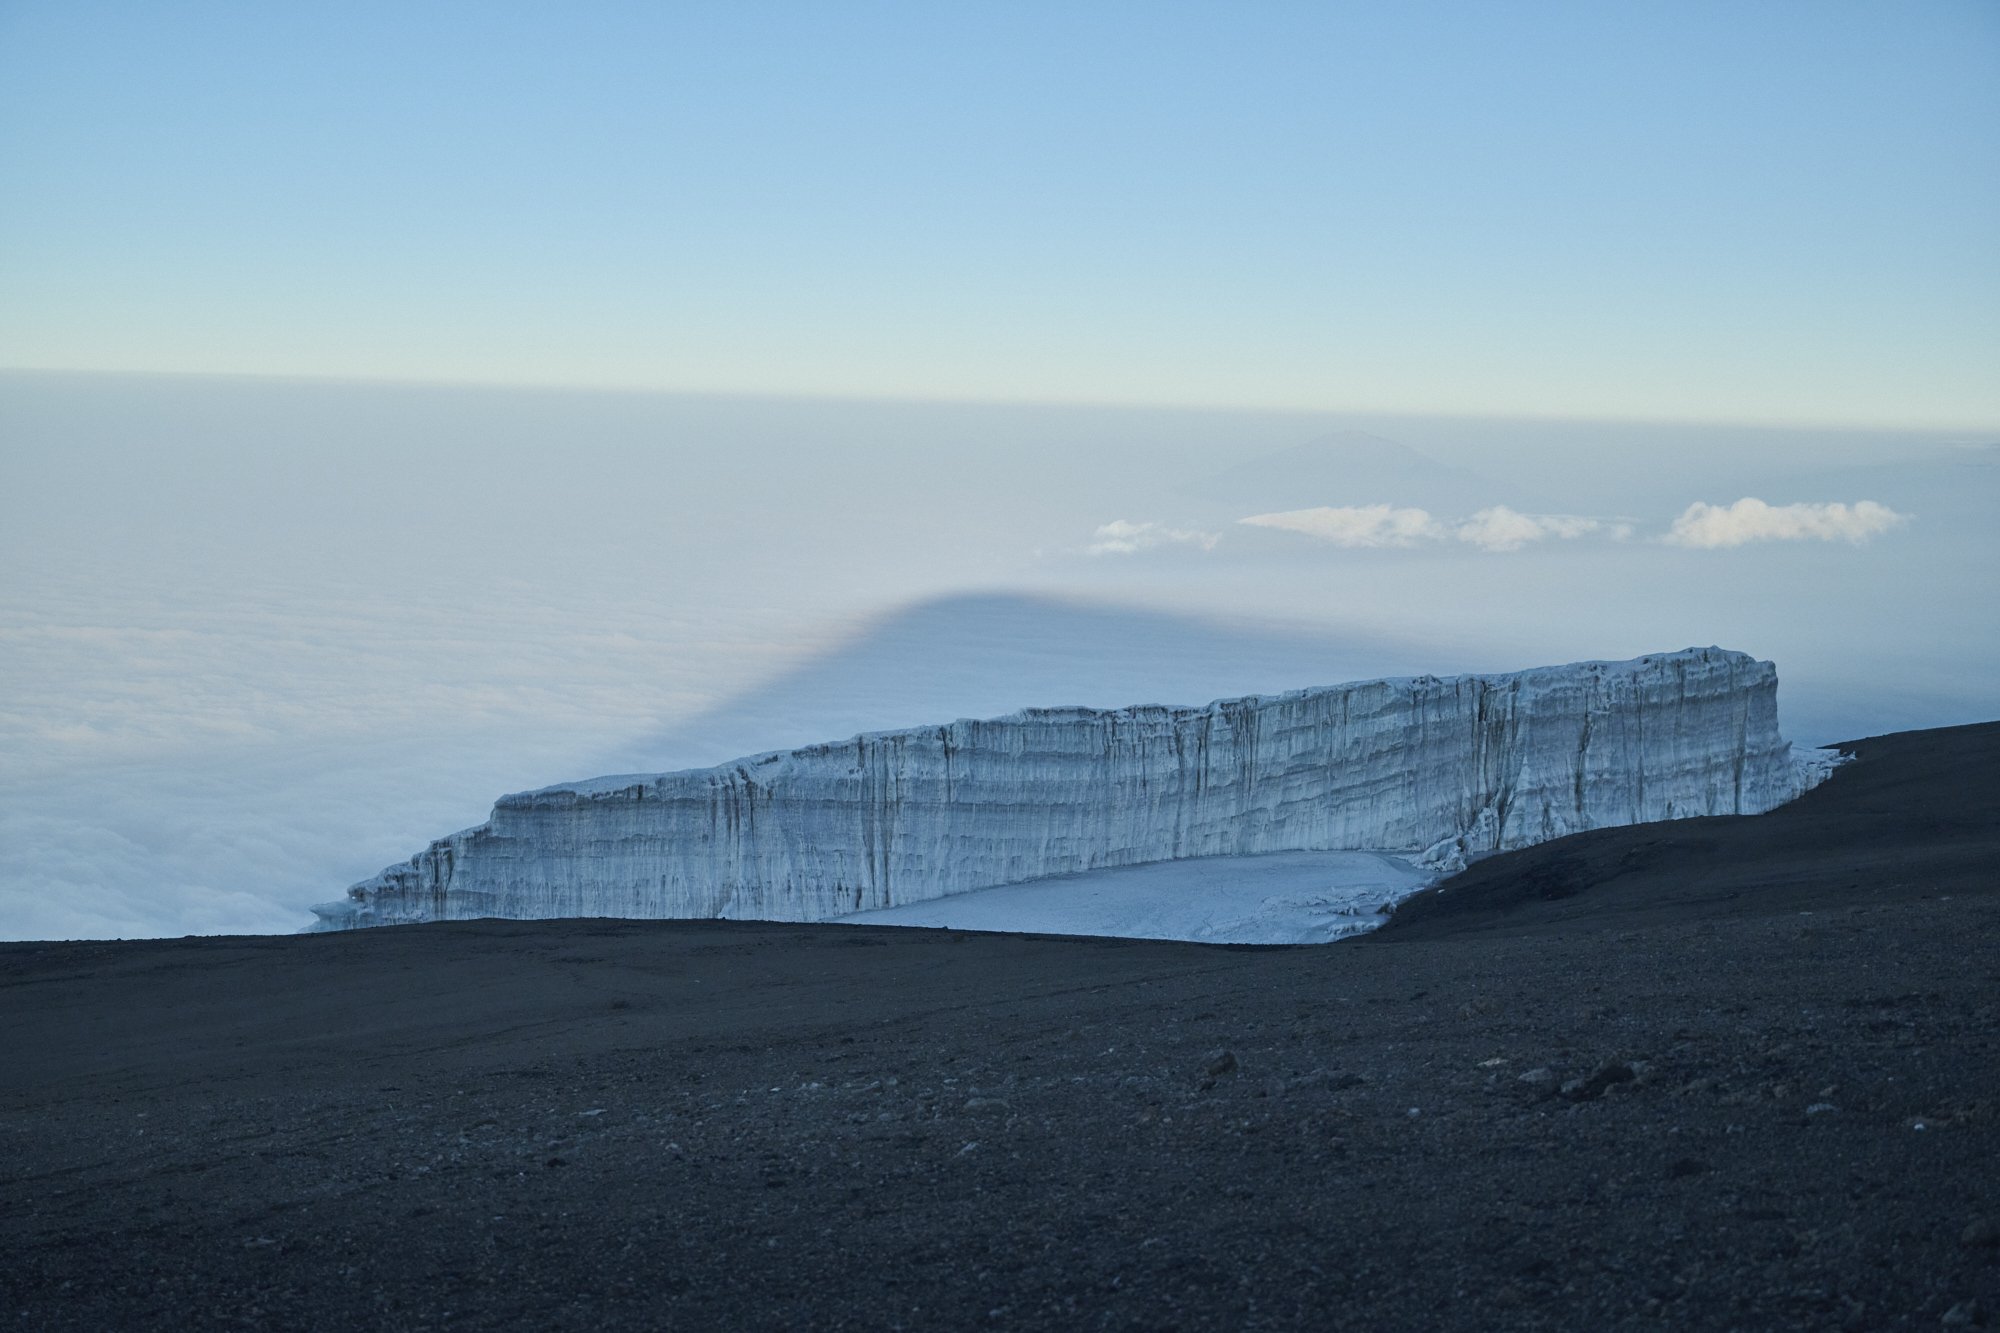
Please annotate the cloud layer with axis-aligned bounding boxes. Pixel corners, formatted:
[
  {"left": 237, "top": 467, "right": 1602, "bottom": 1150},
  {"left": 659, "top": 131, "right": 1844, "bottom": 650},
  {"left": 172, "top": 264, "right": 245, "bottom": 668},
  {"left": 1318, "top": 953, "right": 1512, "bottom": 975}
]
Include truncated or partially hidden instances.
[
  {"left": 1237, "top": 504, "right": 1619, "bottom": 551},
  {"left": 1228, "top": 499, "right": 1905, "bottom": 553},
  {"left": 1238, "top": 505, "right": 1442, "bottom": 548},
  {"left": 1086, "top": 520, "right": 1220, "bottom": 556},
  {"left": 1452, "top": 506, "right": 1625, "bottom": 551},
  {"left": 1665, "top": 498, "right": 1908, "bottom": 548}
]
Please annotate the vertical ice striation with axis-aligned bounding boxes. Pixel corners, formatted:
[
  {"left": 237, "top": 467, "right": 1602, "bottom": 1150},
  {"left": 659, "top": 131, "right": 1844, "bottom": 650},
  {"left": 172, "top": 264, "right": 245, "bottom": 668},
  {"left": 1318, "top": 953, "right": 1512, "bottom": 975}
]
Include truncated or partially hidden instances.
[{"left": 311, "top": 648, "right": 1818, "bottom": 931}]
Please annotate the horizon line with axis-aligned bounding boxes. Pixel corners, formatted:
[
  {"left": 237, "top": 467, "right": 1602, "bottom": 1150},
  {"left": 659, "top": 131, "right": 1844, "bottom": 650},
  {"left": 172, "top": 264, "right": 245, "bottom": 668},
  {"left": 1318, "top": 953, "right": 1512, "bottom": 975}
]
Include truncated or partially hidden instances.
[{"left": 5, "top": 363, "right": 1997, "bottom": 438}]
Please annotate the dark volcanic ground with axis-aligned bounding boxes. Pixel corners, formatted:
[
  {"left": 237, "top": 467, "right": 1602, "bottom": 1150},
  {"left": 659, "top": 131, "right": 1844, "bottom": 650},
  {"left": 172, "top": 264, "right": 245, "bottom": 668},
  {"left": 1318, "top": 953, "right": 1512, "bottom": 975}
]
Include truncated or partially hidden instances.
[{"left": 3, "top": 723, "right": 1997, "bottom": 1331}]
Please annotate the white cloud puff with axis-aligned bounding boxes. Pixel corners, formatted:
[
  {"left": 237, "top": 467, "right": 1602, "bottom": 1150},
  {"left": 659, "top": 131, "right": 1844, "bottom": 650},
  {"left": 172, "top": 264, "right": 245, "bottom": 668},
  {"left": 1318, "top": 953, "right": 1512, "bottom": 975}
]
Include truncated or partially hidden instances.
[
  {"left": 1664, "top": 498, "right": 1907, "bottom": 548},
  {"left": 1453, "top": 506, "right": 1613, "bottom": 552},
  {"left": 1238, "top": 505, "right": 1445, "bottom": 548},
  {"left": 1241, "top": 504, "right": 1625, "bottom": 552},
  {"left": 1086, "top": 520, "right": 1220, "bottom": 556}
]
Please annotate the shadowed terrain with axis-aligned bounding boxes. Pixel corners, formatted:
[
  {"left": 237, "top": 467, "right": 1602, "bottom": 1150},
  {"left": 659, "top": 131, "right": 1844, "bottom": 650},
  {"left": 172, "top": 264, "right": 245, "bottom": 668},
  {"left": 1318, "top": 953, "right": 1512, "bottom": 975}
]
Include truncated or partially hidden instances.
[
  {"left": 1383, "top": 721, "right": 2000, "bottom": 937},
  {"left": 2, "top": 723, "right": 1996, "bottom": 1330}
]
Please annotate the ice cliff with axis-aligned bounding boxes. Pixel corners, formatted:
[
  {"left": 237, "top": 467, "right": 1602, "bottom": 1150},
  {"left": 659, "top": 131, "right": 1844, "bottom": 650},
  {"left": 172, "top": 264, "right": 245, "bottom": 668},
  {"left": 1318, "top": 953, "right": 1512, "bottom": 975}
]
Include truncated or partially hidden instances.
[{"left": 311, "top": 648, "right": 1824, "bottom": 931}]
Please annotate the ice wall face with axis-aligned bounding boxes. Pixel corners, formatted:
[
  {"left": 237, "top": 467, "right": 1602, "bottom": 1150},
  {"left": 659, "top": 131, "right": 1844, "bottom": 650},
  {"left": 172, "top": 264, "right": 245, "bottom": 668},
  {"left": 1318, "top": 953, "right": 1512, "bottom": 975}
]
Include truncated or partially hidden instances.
[{"left": 312, "top": 648, "right": 1808, "bottom": 931}]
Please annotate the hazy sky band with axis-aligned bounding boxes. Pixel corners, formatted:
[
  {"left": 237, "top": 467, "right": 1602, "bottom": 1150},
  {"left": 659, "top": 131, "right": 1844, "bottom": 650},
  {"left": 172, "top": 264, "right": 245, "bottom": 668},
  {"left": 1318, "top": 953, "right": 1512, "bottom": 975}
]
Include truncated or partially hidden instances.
[{"left": 2, "top": 1, "right": 1997, "bottom": 426}]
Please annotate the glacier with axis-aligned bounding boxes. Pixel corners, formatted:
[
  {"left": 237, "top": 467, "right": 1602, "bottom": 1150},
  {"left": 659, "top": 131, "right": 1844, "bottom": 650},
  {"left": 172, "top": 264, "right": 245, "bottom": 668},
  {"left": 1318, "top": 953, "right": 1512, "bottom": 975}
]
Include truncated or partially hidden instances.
[{"left": 310, "top": 647, "right": 1827, "bottom": 932}]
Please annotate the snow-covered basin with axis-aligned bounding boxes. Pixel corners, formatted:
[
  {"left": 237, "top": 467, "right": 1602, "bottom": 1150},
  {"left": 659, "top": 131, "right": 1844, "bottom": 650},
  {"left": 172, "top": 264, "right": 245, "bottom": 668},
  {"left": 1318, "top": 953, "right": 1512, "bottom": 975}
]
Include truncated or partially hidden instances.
[{"left": 832, "top": 849, "right": 1434, "bottom": 944}]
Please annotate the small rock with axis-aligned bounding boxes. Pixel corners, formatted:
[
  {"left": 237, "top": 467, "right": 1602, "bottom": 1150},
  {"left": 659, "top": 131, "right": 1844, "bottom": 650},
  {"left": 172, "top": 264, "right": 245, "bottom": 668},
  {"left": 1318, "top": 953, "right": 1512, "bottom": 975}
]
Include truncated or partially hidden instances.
[
  {"left": 1288, "top": 1069, "right": 1365, "bottom": 1093},
  {"left": 963, "top": 1097, "right": 1010, "bottom": 1114},
  {"left": 1806, "top": 1103, "right": 1838, "bottom": 1116},
  {"left": 1963, "top": 1218, "right": 1999, "bottom": 1249},
  {"left": 1561, "top": 1062, "right": 1637, "bottom": 1102},
  {"left": 1202, "top": 1049, "right": 1238, "bottom": 1079},
  {"left": 1477, "top": 1057, "right": 1509, "bottom": 1069},
  {"left": 1940, "top": 1298, "right": 1981, "bottom": 1327},
  {"left": 1517, "top": 1067, "right": 1556, "bottom": 1086}
]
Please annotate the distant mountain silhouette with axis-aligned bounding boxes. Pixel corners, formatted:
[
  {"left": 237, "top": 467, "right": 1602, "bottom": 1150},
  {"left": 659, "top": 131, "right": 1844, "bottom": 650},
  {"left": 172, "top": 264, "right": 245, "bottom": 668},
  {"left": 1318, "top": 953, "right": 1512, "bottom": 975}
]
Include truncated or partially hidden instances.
[
  {"left": 1191, "top": 430, "right": 1508, "bottom": 517},
  {"left": 1744, "top": 441, "right": 1999, "bottom": 516},
  {"left": 591, "top": 592, "right": 1441, "bottom": 779}
]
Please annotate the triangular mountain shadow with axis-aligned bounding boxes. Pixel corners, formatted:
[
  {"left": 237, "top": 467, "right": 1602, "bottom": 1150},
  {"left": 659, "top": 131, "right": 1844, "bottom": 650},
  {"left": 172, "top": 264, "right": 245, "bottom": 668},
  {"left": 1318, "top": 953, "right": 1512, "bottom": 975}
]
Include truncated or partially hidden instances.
[
  {"left": 1189, "top": 430, "right": 1512, "bottom": 518},
  {"left": 588, "top": 592, "right": 1445, "bottom": 780}
]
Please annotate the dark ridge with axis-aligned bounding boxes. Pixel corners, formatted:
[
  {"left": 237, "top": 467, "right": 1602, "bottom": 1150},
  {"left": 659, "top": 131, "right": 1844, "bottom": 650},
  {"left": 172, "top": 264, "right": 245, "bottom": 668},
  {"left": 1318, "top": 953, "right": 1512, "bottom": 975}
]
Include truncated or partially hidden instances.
[{"left": 1377, "top": 719, "right": 2000, "bottom": 940}]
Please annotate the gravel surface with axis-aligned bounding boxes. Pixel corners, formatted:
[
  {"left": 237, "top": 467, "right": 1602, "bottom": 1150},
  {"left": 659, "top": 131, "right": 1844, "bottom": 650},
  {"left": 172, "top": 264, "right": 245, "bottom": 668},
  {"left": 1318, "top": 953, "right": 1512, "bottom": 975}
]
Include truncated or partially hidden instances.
[{"left": 3, "top": 722, "right": 1996, "bottom": 1331}]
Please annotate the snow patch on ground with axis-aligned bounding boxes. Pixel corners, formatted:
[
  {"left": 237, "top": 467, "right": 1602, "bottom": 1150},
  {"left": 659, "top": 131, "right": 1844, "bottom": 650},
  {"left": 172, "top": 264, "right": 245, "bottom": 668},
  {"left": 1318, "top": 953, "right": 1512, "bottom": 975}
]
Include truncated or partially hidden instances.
[{"left": 833, "top": 850, "right": 1435, "bottom": 944}]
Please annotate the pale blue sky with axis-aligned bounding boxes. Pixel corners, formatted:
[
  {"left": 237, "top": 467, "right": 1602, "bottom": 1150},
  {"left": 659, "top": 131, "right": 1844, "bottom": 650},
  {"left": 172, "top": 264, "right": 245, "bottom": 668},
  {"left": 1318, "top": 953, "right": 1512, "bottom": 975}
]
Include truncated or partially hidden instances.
[{"left": 2, "top": 1, "right": 1996, "bottom": 426}]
